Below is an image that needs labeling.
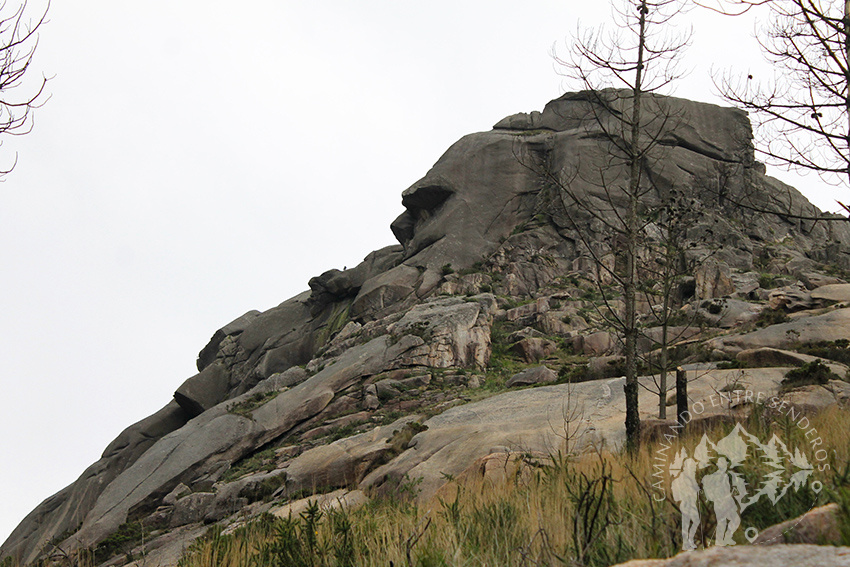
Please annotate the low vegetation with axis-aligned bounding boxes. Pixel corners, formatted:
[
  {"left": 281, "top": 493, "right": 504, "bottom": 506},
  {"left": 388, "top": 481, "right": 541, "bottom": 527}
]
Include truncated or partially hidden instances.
[
  {"left": 167, "top": 406, "right": 850, "bottom": 567},
  {"left": 780, "top": 359, "right": 841, "bottom": 391},
  {"left": 794, "top": 339, "right": 850, "bottom": 366},
  {"left": 228, "top": 391, "right": 281, "bottom": 420}
]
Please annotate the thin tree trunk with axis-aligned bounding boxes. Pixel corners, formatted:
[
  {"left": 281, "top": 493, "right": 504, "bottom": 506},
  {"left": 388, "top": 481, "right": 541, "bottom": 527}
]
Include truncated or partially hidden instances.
[
  {"left": 845, "top": 0, "right": 850, "bottom": 188},
  {"left": 676, "top": 366, "right": 688, "bottom": 433},
  {"left": 658, "top": 291, "right": 670, "bottom": 419},
  {"left": 624, "top": 0, "right": 648, "bottom": 453}
]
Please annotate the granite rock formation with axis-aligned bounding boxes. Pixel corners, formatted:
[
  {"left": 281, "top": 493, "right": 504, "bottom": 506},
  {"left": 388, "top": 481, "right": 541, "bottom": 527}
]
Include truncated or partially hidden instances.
[{"left": 4, "top": 90, "right": 850, "bottom": 566}]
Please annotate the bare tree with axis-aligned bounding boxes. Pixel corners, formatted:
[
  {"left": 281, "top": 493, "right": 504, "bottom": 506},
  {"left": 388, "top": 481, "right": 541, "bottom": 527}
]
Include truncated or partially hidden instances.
[
  {"left": 709, "top": 0, "right": 850, "bottom": 202},
  {"left": 0, "top": 0, "right": 49, "bottom": 173},
  {"left": 546, "top": 0, "right": 692, "bottom": 451},
  {"left": 638, "top": 189, "right": 715, "bottom": 419}
]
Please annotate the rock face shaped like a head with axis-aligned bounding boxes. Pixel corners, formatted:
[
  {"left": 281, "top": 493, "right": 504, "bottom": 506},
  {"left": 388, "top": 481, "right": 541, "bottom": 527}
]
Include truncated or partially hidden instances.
[
  {"left": 389, "top": 89, "right": 757, "bottom": 271},
  {"left": 389, "top": 89, "right": 847, "bottom": 277},
  {"left": 389, "top": 130, "right": 540, "bottom": 269},
  {"left": 4, "top": 90, "right": 850, "bottom": 567}
]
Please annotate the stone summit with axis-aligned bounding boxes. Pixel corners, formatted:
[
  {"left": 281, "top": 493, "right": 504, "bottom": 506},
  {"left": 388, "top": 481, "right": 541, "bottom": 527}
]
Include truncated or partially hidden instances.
[{"left": 4, "top": 91, "right": 850, "bottom": 567}]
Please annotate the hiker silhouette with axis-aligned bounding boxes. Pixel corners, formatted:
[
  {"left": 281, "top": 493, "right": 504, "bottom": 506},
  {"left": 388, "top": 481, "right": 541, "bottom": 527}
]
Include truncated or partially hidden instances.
[
  {"left": 670, "top": 452, "right": 700, "bottom": 550},
  {"left": 702, "top": 457, "right": 741, "bottom": 546}
]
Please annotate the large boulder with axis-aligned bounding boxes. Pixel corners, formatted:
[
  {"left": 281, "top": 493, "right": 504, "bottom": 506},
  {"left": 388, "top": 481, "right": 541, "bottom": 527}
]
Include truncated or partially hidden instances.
[
  {"left": 768, "top": 284, "right": 813, "bottom": 311},
  {"left": 282, "top": 416, "right": 424, "bottom": 495},
  {"left": 509, "top": 337, "right": 558, "bottom": 362},
  {"left": 754, "top": 503, "right": 842, "bottom": 545},
  {"left": 611, "top": 545, "right": 850, "bottom": 567},
  {"left": 710, "top": 307, "right": 850, "bottom": 354},
  {"left": 386, "top": 295, "right": 495, "bottom": 369},
  {"left": 812, "top": 283, "right": 850, "bottom": 303},
  {"left": 173, "top": 362, "right": 230, "bottom": 417},
  {"left": 506, "top": 366, "right": 558, "bottom": 387}
]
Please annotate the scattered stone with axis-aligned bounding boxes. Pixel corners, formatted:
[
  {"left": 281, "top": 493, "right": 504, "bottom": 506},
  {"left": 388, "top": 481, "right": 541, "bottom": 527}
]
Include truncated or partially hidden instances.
[
  {"left": 509, "top": 337, "right": 558, "bottom": 362},
  {"left": 168, "top": 492, "right": 216, "bottom": 528},
  {"left": 575, "top": 331, "right": 617, "bottom": 356},
  {"left": 800, "top": 272, "right": 845, "bottom": 290},
  {"left": 755, "top": 503, "right": 841, "bottom": 545},
  {"left": 270, "top": 489, "right": 368, "bottom": 520},
  {"left": 505, "top": 366, "right": 558, "bottom": 388},
  {"left": 812, "top": 283, "right": 850, "bottom": 303},
  {"left": 768, "top": 284, "right": 813, "bottom": 311}
]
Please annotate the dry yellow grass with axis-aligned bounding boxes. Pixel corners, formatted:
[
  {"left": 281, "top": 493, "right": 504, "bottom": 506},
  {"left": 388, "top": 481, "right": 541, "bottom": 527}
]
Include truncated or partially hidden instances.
[{"left": 10, "top": 404, "right": 849, "bottom": 567}]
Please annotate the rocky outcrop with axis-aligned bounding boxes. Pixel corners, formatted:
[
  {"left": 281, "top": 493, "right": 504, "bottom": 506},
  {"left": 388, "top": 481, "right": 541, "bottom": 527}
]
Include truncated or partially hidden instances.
[
  {"left": 812, "top": 283, "right": 850, "bottom": 303},
  {"left": 6, "top": 90, "right": 850, "bottom": 566},
  {"left": 386, "top": 295, "right": 495, "bottom": 369},
  {"left": 710, "top": 308, "right": 850, "bottom": 355},
  {"left": 362, "top": 366, "right": 800, "bottom": 502},
  {"left": 611, "top": 545, "right": 850, "bottom": 567},
  {"left": 755, "top": 503, "right": 842, "bottom": 545},
  {"left": 506, "top": 365, "right": 558, "bottom": 387}
]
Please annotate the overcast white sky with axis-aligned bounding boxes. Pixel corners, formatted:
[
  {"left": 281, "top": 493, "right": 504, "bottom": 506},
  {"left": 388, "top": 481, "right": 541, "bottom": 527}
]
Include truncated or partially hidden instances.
[{"left": 0, "top": 1, "right": 841, "bottom": 545}]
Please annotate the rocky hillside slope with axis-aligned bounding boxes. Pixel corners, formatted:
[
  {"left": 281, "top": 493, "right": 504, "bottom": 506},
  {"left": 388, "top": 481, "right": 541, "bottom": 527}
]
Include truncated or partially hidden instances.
[{"left": 4, "top": 90, "right": 850, "bottom": 566}]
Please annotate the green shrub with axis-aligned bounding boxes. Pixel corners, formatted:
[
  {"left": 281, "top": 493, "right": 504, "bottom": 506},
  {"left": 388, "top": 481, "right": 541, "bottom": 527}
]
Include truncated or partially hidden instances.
[
  {"left": 758, "top": 273, "right": 778, "bottom": 289},
  {"left": 229, "top": 391, "right": 281, "bottom": 419},
  {"left": 458, "top": 261, "right": 486, "bottom": 275},
  {"left": 241, "top": 474, "right": 288, "bottom": 502},
  {"left": 441, "top": 263, "right": 454, "bottom": 276},
  {"left": 223, "top": 447, "right": 278, "bottom": 482},
  {"left": 94, "top": 522, "right": 147, "bottom": 564},
  {"left": 795, "top": 339, "right": 850, "bottom": 366},
  {"left": 781, "top": 360, "right": 838, "bottom": 391},
  {"left": 831, "top": 462, "right": 850, "bottom": 546},
  {"left": 558, "top": 364, "right": 589, "bottom": 383},
  {"left": 755, "top": 308, "right": 789, "bottom": 327}
]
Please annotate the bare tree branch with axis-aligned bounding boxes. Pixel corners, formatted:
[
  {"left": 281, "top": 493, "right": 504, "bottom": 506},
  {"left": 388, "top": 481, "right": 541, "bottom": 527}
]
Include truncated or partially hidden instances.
[{"left": 710, "top": 0, "right": 850, "bottom": 192}]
